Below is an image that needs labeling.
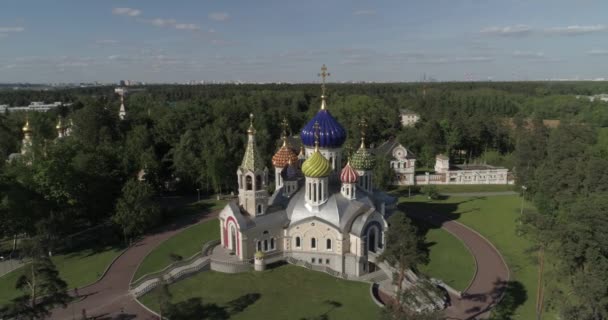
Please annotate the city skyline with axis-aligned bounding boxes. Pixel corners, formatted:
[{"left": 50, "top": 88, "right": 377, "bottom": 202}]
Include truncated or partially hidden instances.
[{"left": 2, "top": 0, "right": 608, "bottom": 83}]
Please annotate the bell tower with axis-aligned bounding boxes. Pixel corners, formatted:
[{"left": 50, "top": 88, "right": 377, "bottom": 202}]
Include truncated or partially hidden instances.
[{"left": 237, "top": 114, "right": 269, "bottom": 216}]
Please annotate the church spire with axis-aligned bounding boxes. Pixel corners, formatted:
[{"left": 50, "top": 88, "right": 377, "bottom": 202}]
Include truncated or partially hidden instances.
[
  {"left": 318, "top": 64, "right": 330, "bottom": 110},
  {"left": 241, "top": 113, "right": 265, "bottom": 172}
]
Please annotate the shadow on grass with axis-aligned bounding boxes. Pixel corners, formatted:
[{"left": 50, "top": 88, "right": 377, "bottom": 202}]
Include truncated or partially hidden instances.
[
  {"left": 299, "top": 299, "right": 343, "bottom": 320},
  {"left": 487, "top": 280, "right": 527, "bottom": 320},
  {"left": 163, "top": 293, "right": 261, "bottom": 320}
]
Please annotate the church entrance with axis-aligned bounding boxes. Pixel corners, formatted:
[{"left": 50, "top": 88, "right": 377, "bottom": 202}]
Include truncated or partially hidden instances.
[
  {"left": 368, "top": 228, "right": 377, "bottom": 253},
  {"left": 367, "top": 261, "right": 377, "bottom": 273},
  {"left": 229, "top": 225, "right": 237, "bottom": 255}
]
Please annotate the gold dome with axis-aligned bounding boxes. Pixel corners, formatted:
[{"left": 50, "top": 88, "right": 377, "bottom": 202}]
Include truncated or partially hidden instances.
[{"left": 22, "top": 119, "right": 32, "bottom": 133}]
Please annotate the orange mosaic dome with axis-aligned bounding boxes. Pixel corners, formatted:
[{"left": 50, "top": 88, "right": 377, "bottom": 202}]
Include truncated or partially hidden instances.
[{"left": 272, "top": 143, "right": 299, "bottom": 168}]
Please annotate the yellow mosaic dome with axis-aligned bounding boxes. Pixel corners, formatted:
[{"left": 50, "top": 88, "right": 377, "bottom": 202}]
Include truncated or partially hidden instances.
[{"left": 301, "top": 150, "right": 332, "bottom": 178}]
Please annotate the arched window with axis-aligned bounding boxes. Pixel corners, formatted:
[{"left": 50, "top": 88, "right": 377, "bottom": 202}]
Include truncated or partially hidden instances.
[
  {"left": 270, "top": 238, "right": 275, "bottom": 250},
  {"left": 257, "top": 204, "right": 262, "bottom": 215},
  {"left": 311, "top": 238, "right": 316, "bottom": 249},
  {"left": 257, "top": 241, "right": 262, "bottom": 252},
  {"left": 295, "top": 237, "right": 301, "bottom": 248},
  {"left": 264, "top": 240, "right": 268, "bottom": 251},
  {"left": 255, "top": 175, "right": 262, "bottom": 190},
  {"left": 246, "top": 176, "right": 252, "bottom": 190},
  {"left": 326, "top": 239, "right": 332, "bottom": 250}
]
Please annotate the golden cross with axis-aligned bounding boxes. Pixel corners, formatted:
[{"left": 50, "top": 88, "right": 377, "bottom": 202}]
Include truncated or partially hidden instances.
[
  {"left": 359, "top": 118, "right": 368, "bottom": 148},
  {"left": 281, "top": 117, "right": 289, "bottom": 145},
  {"left": 318, "top": 64, "right": 330, "bottom": 96}
]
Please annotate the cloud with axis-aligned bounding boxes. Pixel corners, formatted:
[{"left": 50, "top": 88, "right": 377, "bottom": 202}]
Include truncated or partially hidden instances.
[
  {"left": 148, "top": 18, "right": 177, "bottom": 27},
  {"left": 112, "top": 7, "right": 141, "bottom": 17},
  {"left": 512, "top": 51, "right": 545, "bottom": 58},
  {"left": 209, "top": 12, "right": 229, "bottom": 21},
  {"left": 480, "top": 25, "right": 532, "bottom": 37},
  {"left": 175, "top": 23, "right": 200, "bottom": 31},
  {"left": 544, "top": 25, "right": 607, "bottom": 35},
  {"left": 587, "top": 49, "right": 608, "bottom": 56},
  {"left": 0, "top": 26, "right": 25, "bottom": 33},
  {"left": 353, "top": 10, "right": 376, "bottom": 16}
]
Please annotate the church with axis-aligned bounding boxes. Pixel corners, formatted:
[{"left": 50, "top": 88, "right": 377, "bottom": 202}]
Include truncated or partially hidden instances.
[{"left": 218, "top": 69, "right": 391, "bottom": 277}]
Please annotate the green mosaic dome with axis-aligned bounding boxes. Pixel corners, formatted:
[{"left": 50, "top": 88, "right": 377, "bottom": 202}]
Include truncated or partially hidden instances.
[
  {"left": 350, "top": 146, "right": 376, "bottom": 171},
  {"left": 302, "top": 150, "right": 332, "bottom": 177}
]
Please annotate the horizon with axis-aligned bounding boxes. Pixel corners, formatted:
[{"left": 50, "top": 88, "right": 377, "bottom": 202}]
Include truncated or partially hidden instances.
[{"left": 2, "top": 0, "right": 608, "bottom": 83}]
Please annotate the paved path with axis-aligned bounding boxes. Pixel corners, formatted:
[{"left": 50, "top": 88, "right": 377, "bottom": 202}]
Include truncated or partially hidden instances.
[
  {"left": 0, "top": 258, "right": 26, "bottom": 278},
  {"left": 408, "top": 211, "right": 510, "bottom": 320},
  {"left": 50, "top": 211, "right": 218, "bottom": 320}
]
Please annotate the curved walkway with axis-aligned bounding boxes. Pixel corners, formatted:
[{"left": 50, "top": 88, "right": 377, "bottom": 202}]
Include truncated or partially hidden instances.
[
  {"left": 408, "top": 211, "right": 510, "bottom": 320},
  {"left": 50, "top": 211, "right": 218, "bottom": 320}
]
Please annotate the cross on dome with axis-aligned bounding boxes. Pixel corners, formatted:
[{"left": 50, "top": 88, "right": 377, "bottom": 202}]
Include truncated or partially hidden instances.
[{"left": 318, "top": 64, "right": 330, "bottom": 110}]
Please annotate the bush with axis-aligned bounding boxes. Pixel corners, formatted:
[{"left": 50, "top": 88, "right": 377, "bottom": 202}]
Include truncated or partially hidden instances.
[{"left": 422, "top": 185, "right": 439, "bottom": 200}]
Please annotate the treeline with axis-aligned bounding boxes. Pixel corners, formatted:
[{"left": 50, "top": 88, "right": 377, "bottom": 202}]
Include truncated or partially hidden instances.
[{"left": 515, "top": 122, "right": 608, "bottom": 319}]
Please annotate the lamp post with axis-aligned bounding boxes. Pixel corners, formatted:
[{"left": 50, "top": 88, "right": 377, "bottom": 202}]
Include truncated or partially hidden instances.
[{"left": 196, "top": 188, "right": 200, "bottom": 202}]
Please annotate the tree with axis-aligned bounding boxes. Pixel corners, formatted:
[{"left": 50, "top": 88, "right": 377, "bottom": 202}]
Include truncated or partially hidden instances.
[
  {"left": 0, "top": 239, "right": 69, "bottom": 319},
  {"left": 153, "top": 281, "right": 172, "bottom": 320},
  {"left": 113, "top": 179, "right": 161, "bottom": 244},
  {"left": 374, "top": 154, "right": 395, "bottom": 190},
  {"left": 379, "top": 212, "right": 428, "bottom": 318}
]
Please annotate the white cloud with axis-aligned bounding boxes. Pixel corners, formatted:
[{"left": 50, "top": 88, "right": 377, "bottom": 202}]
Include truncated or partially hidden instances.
[
  {"left": 209, "top": 12, "right": 229, "bottom": 21},
  {"left": 353, "top": 9, "right": 376, "bottom": 16},
  {"left": 175, "top": 23, "right": 200, "bottom": 31},
  {"left": 0, "top": 26, "right": 25, "bottom": 33},
  {"left": 148, "top": 18, "right": 176, "bottom": 27},
  {"left": 544, "top": 25, "right": 607, "bottom": 35},
  {"left": 512, "top": 51, "right": 545, "bottom": 58},
  {"left": 112, "top": 7, "right": 141, "bottom": 17},
  {"left": 480, "top": 25, "right": 532, "bottom": 37},
  {"left": 587, "top": 49, "right": 608, "bottom": 56}
]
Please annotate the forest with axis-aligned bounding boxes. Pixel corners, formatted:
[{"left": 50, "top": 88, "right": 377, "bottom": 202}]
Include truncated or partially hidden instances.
[{"left": 0, "top": 81, "right": 607, "bottom": 319}]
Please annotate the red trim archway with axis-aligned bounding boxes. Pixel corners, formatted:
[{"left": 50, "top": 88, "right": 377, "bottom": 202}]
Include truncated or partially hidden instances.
[{"left": 224, "top": 216, "right": 240, "bottom": 256}]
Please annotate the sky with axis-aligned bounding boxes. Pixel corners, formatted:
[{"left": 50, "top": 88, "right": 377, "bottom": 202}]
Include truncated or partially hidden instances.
[{"left": 1, "top": 0, "right": 608, "bottom": 83}]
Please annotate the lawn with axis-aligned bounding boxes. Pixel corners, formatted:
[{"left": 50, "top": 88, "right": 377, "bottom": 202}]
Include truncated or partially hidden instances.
[
  {"left": 399, "top": 195, "right": 557, "bottom": 320},
  {"left": 418, "top": 227, "right": 475, "bottom": 292},
  {"left": 0, "top": 246, "right": 123, "bottom": 306},
  {"left": 140, "top": 264, "right": 380, "bottom": 320},
  {"left": 133, "top": 219, "right": 220, "bottom": 281}
]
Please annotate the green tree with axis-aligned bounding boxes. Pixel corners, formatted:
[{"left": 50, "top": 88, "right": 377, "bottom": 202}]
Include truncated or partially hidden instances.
[
  {"left": 1, "top": 240, "right": 69, "bottom": 319},
  {"left": 113, "top": 179, "right": 161, "bottom": 244},
  {"left": 374, "top": 154, "right": 395, "bottom": 190},
  {"left": 379, "top": 212, "right": 428, "bottom": 318}
]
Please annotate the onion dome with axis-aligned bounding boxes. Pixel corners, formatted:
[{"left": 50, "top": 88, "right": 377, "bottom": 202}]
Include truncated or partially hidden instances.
[
  {"left": 300, "top": 95, "right": 346, "bottom": 148},
  {"left": 340, "top": 162, "right": 358, "bottom": 184},
  {"left": 302, "top": 150, "right": 332, "bottom": 177},
  {"left": 272, "top": 121, "right": 299, "bottom": 168},
  {"left": 55, "top": 118, "right": 64, "bottom": 130},
  {"left": 22, "top": 119, "right": 32, "bottom": 133},
  {"left": 281, "top": 159, "right": 300, "bottom": 180},
  {"left": 350, "top": 118, "right": 376, "bottom": 171},
  {"left": 301, "top": 121, "right": 332, "bottom": 177}
]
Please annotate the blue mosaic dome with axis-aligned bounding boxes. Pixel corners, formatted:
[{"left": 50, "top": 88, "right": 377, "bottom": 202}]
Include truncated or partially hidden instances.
[{"left": 300, "top": 109, "right": 346, "bottom": 148}]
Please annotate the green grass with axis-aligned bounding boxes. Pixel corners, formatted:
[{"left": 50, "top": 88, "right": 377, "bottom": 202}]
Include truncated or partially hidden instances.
[
  {"left": 0, "top": 246, "right": 122, "bottom": 306},
  {"left": 400, "top": 195, "right": 557, "bottom": 320},
  {"left": 419, "top": 227, "right": 476, "bottom": 292},
  {"left": 140, "top": 264, "right": 380, "bottom": 320},
  {"left": 133, "top": 219, "right": 220, "bottom": 281},
  {"left": 165, "top": 198, "right": 227, "bottom": 219}
]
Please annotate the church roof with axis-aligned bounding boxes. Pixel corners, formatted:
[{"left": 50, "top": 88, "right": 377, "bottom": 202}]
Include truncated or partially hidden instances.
[
  {"left": 340, "top": 162, "right": 358, "bottom": 183},
  {"left": 240, "top": 115, "right": 266, "bottom": 172},
  {"left": 302, "top": 150, "right": 332, "bottom": 177},
  {"left": 272, "top": 143, "right": 298, "bottom": 168},
  {"left": 300, "top": 109, "right": 346, "bottom": 148},
  {"left": 351, "top": 144, "right": 376, "bottom": 171},
  {"left": 375, "top": 138, "right": 416, "bottom": 159}
]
